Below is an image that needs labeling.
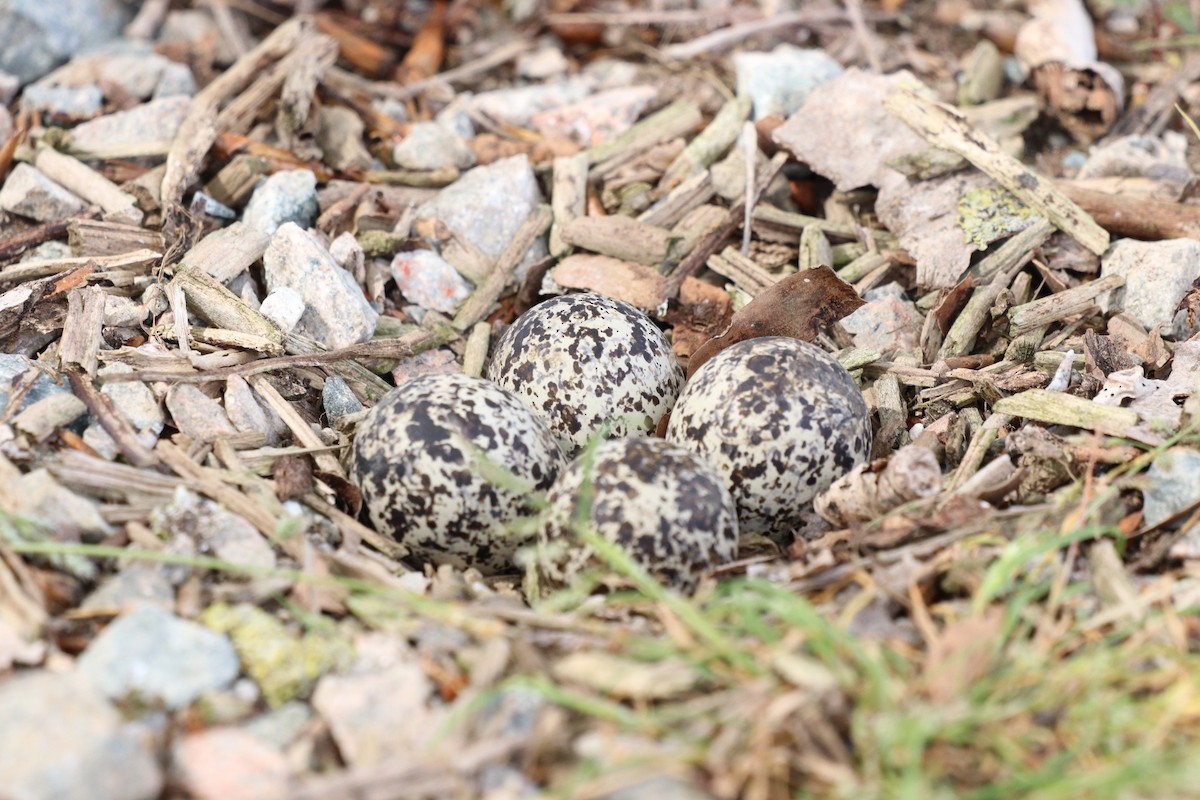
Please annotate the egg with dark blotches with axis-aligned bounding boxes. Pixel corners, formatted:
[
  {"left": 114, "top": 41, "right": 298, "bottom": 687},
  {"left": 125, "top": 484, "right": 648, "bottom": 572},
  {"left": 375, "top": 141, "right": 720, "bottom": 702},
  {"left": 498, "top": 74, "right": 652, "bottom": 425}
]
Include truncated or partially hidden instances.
[
  {"left": 486, "top": 293, "right": 684, "bottom": 455},
  {"left": 350, "top": 372, "right": 565, "bottom": 573},
  {"left": 538, "top": 437, "right": 738, "bottom": 593},
  {"left": 666, "top": 337, "right": 872, "bottom": 537}
]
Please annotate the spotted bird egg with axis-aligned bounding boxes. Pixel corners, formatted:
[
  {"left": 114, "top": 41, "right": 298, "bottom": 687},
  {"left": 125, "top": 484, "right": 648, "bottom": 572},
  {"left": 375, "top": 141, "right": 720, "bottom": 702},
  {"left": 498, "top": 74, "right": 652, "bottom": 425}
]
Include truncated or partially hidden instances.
[
  {"left": 351, "top": 372, "right": 565, "bottom": 573},
  {"left": 539, "top": 437, "right": 739, "bottom": 593},
  {"left": 666, "top": 337, "right": 872, "bottom": 537},
  {"left": 486, "top": 293, "right": 684, "bottom": 455}
]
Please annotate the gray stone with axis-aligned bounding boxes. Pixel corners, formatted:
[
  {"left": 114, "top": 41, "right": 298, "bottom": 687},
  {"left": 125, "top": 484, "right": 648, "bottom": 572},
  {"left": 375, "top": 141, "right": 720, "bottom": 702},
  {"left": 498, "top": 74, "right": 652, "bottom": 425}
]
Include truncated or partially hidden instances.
[
  {"left": 390, "top": 248, "right": 472, "bottom": 313},
  {"left": 734, "top": 45, "right": 843, "bottom": 119},
  {"left": 165, "top": 384, "right": 238, "bottom": 441},
  {"left": 259, "top": 287, "right": 306, "bottom": 332},
  {"left": 1143, "top": 448, "right": 1200, "bottom": 527},
  {"left": 82, "top": 362, "right": 163, "bottom": 459},
  {"left": 0, "top": 162, "right": 87, "bottom": 221},
  {"left": 78, "top": 604, "right": 240, "bottom": 709},
  {"left": 392, "top": 121, "right": 475, "bottom": 171},
  {"left": 224, "top": 374, "right": 288, "bottom": 445},
  {"left": 23, "top": 238, "right": 73, "bottom": 260},
  {"left": 242, "top": 169, "right": 319, "bottom": 236},
  {"left": 435, "top": 97, "right": 475, "bottom": 139},
  {"left": 532, "top": 85, "right": 658, "bottom": 147},
  {"left": 12, "top": 468, "right": 112, "bottom": 543},
  {"left": 21, "top": 82, "right": 104, "bottom": 117},
  {"left": 0, "top": 0, "right": 131, "bottom": 84},
  {"left": 414, "top": 155, "right": 548, "bottom": 282},
  {"left": 322, "top": 375, "right": 364, "bottom": 425},
  {"left": 82, "top": 565, "right": 174, "bottom": 613},
  {"left": 1099, "top": 238, "right": 1200, "bottom": 336},
  {"left": 159, "top": 10, "right": 237, "bottom": 65},
  {"left": 0, "top": 671, "right": 163, "bottom": 800},
  {"left": 841, "top": 282, "right": 922, "bottom": 355},
  {"left": 467, "top": 77, "right": 595, "bottom": 128},
  {"left": 242, "top": 700, "right": 312, "bottom": 748},
  {"left": 155, "top": 487, "right": 277, "bottom": 572},
  {"left": 0, "top": 355, "right": 68, "bottom": 411},
  {"left": 69, "top": 95, "right": 191, "bottom": 154},
  {"left": 0, "top": 104, "right": 10, "bottom": 142},
  {"left": 263, "top": 223, "right": 379, "bottom": 349},
  {"left": 154, "top": 61, "right": 197, "bottom": 98},
  {"left": 0, "top": 70, "right": 17, "bottom": 103}
]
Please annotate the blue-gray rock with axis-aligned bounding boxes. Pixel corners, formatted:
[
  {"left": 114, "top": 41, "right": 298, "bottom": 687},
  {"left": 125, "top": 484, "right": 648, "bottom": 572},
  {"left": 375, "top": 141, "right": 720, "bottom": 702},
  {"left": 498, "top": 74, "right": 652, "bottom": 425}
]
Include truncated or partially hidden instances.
[
  {"left": 0, "top": 0, "right": 131, "bottom": 84},
  {"left": 392, "top": 121, "right": 475, "bottom": 171},
  {"left": 1099, "top": 238, "right": 1200, "bottom": 337},
  {"left": 413, "top": 155, "right": 548, "bottom": 282},
  {"left": 242, "top": 170, "right": 319, "bottom": 236},
  {"left": 0, "top": 162, "right": 86, "bottom": 221},
  {"left": 734, "top": 45, "right": 843, "bottom": 120},
  {"left": 21, "top": 83, "right": 104, "bottom": 117},
  {"left": 242, "top": 700, "right": 312, "bottom": 749},
  {"left": 78, "top": 605, "right": 241, "bottom": 710},
  {"left": 322, "top": 375, "right": 364, "bottom": 425},
  {"left": 153, "top": 61, "right": 196, "bottom": 98},
  {"left": 1143, "top": 448, "right": 1200, "bottom": 527},
  {"left": 262, "top": 223, "right": 378, "bottom": 348},
  {"left": 0, "top": 353, "right": 69, "bottom": 411},
  {"left": 0, "top": 670, "right": 163, "bottom": 800}
]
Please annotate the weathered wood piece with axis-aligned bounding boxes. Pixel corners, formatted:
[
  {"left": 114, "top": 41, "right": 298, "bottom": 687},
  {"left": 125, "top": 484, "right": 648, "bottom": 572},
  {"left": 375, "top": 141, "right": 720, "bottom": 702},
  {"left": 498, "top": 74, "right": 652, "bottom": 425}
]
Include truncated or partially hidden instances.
[{"left": 33, "top": 147, "right": 143, "bottom": 225}]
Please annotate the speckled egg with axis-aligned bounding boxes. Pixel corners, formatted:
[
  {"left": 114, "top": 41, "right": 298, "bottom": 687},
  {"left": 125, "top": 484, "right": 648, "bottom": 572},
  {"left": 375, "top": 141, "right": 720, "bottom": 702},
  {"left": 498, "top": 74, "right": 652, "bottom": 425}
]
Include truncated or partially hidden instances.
[
  {"left": 538, "top": 437, "right": 739, "bottom": 593},
  {"left": 351, "top": 372, "right": 565, "bottom": 573},
  {"left": 665, "top": 336, "right": 872, "bottom": 537},
  {"left": 486, "top": 293, "right": 684, "bottom": 455}
]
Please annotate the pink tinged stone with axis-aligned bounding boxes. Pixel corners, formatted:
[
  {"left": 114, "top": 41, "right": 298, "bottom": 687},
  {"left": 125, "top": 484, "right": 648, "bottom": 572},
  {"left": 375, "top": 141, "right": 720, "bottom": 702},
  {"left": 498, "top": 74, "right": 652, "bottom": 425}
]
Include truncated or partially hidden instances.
[{"left": 390, "top": 249, "right": 472, "bottom": 313}]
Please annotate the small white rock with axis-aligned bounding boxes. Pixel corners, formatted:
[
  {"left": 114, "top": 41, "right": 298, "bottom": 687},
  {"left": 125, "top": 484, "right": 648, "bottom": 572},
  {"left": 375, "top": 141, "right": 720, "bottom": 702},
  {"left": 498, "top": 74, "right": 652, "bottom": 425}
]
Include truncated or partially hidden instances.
[
  {"left": 259, "top": 287, "right": 306, "bottom": 332},
  {"left": 1099, "top": 238, "right": 1200, "bottom": 337}
]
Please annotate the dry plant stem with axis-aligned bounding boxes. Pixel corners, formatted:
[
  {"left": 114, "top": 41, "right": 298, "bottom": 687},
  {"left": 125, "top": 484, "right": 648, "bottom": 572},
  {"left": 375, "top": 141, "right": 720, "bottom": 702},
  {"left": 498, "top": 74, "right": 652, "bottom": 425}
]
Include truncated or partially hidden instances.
[
  {"left": 662, "top": 96, "right": 751, "bottom": 190},
  {"left": 707, "top": 246, "right": 777, "bottom": 296},
  {"left": 68, "top": 220, "right": 164, "bottom": 257},
  {"left": 586, "top": 100, "right": 702, "bottom": 171},
  {"left": 161, "top": 17, "right": 308, "bottom": 210},
  {"left": 247, "top": 375, "right": 342, "bottom": 475},
  {"left": 33, "top": 147, "right": 142, "bottom": 225},
  {"left": 939, "top": 218, "right": 1054, "bottom": 358},
  {"left": 453, "top": 205, "right": 553, "bottom": 331},
  {"left": 660, "top": 8, "right": 855, "bottom": 60},
  {"left": 65, "top": 372, "right": 160, "bottom": 468},
  {"left": 844, "top": 0, "right": 883, "bottom": 74},
  {"left": 0, "top": 215, "right": 90, "bottom": 264},
  {"left": 1007, "top": 274, "right": 1124, "bottom": 332},
  {"left": 172, "top": 265, "right": 284, "bottom": 345},
  {"left": 550, "top": 153, "right": 588, "bottom": 258},
  {"left": 561, "top": 216, "right": 671, "bottom": 267},
  {"left": 753, "top": 205, "right": 894, "bottom": 246},
  {"left": 638, "top": 170, "right": 715, "bottom": 228},
  {"left": 462, "top": 322, "right": 491, "bottom": 377},
  {"left": 1057, "top": 181, "right": 1200, "bottom": 240},
  {"left": 124, "top": 0, "right": 170, "bottom": 38},
  {"left": 331, "top": 39, "right": 533, "bottom": 102},
  {"left": 993, "top": 389, "right": 1146, "bottom": 440},
  {"left": 946, "top": 412, "right": 1012, "bottom": 492},
  {"left": 178, "top": 222, "right": 270, "bottom": 284},
  {"left": 660, "top": 151, "right": 787, "bottom": 306},
  {"left": 0, "top": 249, "right": 158, "bottom": 286},
  {"left": 884, "top": 89, "right": 1109, "bottom": 255}
]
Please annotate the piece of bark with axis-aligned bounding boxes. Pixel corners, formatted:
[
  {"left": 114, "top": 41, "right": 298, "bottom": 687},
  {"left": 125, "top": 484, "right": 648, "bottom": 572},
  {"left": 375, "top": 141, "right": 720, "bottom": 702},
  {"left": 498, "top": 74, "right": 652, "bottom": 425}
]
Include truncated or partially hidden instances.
[
  {"left": 395, "top": 0, "right": 446, "bottom": 84},
  {"left": 161, "top": 18, "right": 307, "bottom": 210},
  {"left": 1006, "top": 274, "right": 1123, "bottom": 333},
  {"left": 204, "top": 154, "right": 269, "bottom": 209},
  {"left": 0, "top": 249, "right": 159, "bottom": 286},
  {"left": 326, "top": 39, "right": 532, "bottom": 102},
  {"left": 706, "top": 246, "right": 778, "bottom": 297},
  {"left": 638, "top": 170, "right": 716, "bottom": 228},
  {"left": 1055, "top": 181, "right": 1200, "bottom": 240},
  {"left": 178, "top": 222, "right": 270, "bottom": 284},
  {"left": 883, "top": 89, "right": 1109, "bottom": 255},
  {"left": 67, "top": 219, "right": 164, "bottom": 257},
  {"left": 585, "top": 100, "right": 702, "bottom": 171},
  {"left": 992, "top": 388, "right": 1155, "bottom": 443},
  {"left": 1014, "top": 0, "right": 1123, "bottom": 143},
  {"left": 171, "top": 265, "right": 284, "bottom": 345},
  {"left": 661, "top": 96, "right": 751, "bottom": 191},
  {"left": 409, "top": 217, "right": 491, "bottom": 285},
  {"left": 0, "top": 215, "right": 89, "bottom": 264},
  {"left": 247, "top": 375, "right": 341, "bottom": 476},
  {"left": 814, "top": 444, "right": 943, "bottom": 527},
  {"left": 33, "top": 147, "right": 143, "bottom": 225},
  {"left": 686, "top": 266, "right": 865, "bottom": 378},
  {"left": 549, "top": 153, "right": 588, "bottom": 258},
  {"left": 560, "top": 216, "right": 671, "bottom": 268},
  {"left": 58, "top": 286, "right": 107, "bottom": 377},
  {"left": 314, "top": 12, "right": 394, "bottom": 76}
]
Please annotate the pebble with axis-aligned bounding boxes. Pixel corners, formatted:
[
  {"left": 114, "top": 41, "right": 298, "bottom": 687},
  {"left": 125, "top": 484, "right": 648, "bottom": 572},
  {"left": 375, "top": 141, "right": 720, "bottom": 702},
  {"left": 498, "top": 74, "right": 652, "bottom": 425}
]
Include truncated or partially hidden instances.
[
  {"left": 321, "top": 374, "right": 364, "bottom": 425},
  {"left": 0, "top": 354, "right": 68, "bottom": 411},
  {"left": 81, "top": 565, "right": 175, "bottom": 614},
  {"left": 316, "top": 105, "right": 372, "bottom": 171},
  {"left": 225, "top": 375, "right": 288, "bottom": 446},
  {"left": 0, "top": 0, "right": 130, "bottom": 83},
  {"left": 165, "top": 384, "right": 239, "bottom": 441},
  {"left": 242, "top": 170, "right": 319, "bottom": 236},
  {"left": 390, "top": 248, "right": 472, "bottom": 312},
  {"left": 68, "top": 94, "right": 191, "bottom": 154},
  {"left": 414, "top": 155, "right": 548, "bottom": 282},
  {"left": 21, "top": 82, "right": 104, "bottom": 118},
  {"left": 154, "top": 487, "right": 277, "bottom": 572},
  {"left": 173, "top": 728, "right": 289, "bottom": 800},
  {"left": 312, "top": 651, "right": 439, "bottom": 766},
  {"left": 1078, "top": 132, "right": 1191, "bottom": 185},
  {"left": 467, "top": 77, "right": 595, "bottom": 128},
  {"left": 242, "top": 700, "right": 313, "bottom": 749},
  {"left": 84, "top": 363, "right": 163, "bottom": 458},
  {"left": 263, "top": 223, "right": 379, "bottom": 348},
  {"left": 1143, "top": 448, "right": 1200, "bottom": 528},
  {"left": 154, "top": 61, "right": 197, "bottom": 98},
  {"left": 0, "top": 162, "right": 87, "bottom": 221},
  {"left": 840, "top": 282, "right": 922, "bottom": 355},
  {"left": 11, "top": 468, "right": 112, "bottom": 545},
  {"left": 159, "top": 10, "right": 238, "bottom": 65},
  {"left": 103, "top": 294, "right": 147, "bottom": 327},
  {"left": 258, "top": 286, "right": 306, "bottom": 332},
  {"left": 0, "top": 670, "right": 163, "bottom": 800},
  {"left": 734, "top": 45, "right": 843, "bottom": 119},
  {"left": 1099, "top": 238, "right": 1200, "bottom": 337},
  {"left": 516, "top": 44, "right": 570, "bottom": 80},
  {"left": 532, "top": 85, "right": 657, "bottom": 146},
  {"left": 78, "top": 605, "right": 240, "bottom": 709},
  {"left": 392, "top": 121, "right": 476, "bottom": 171}
]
